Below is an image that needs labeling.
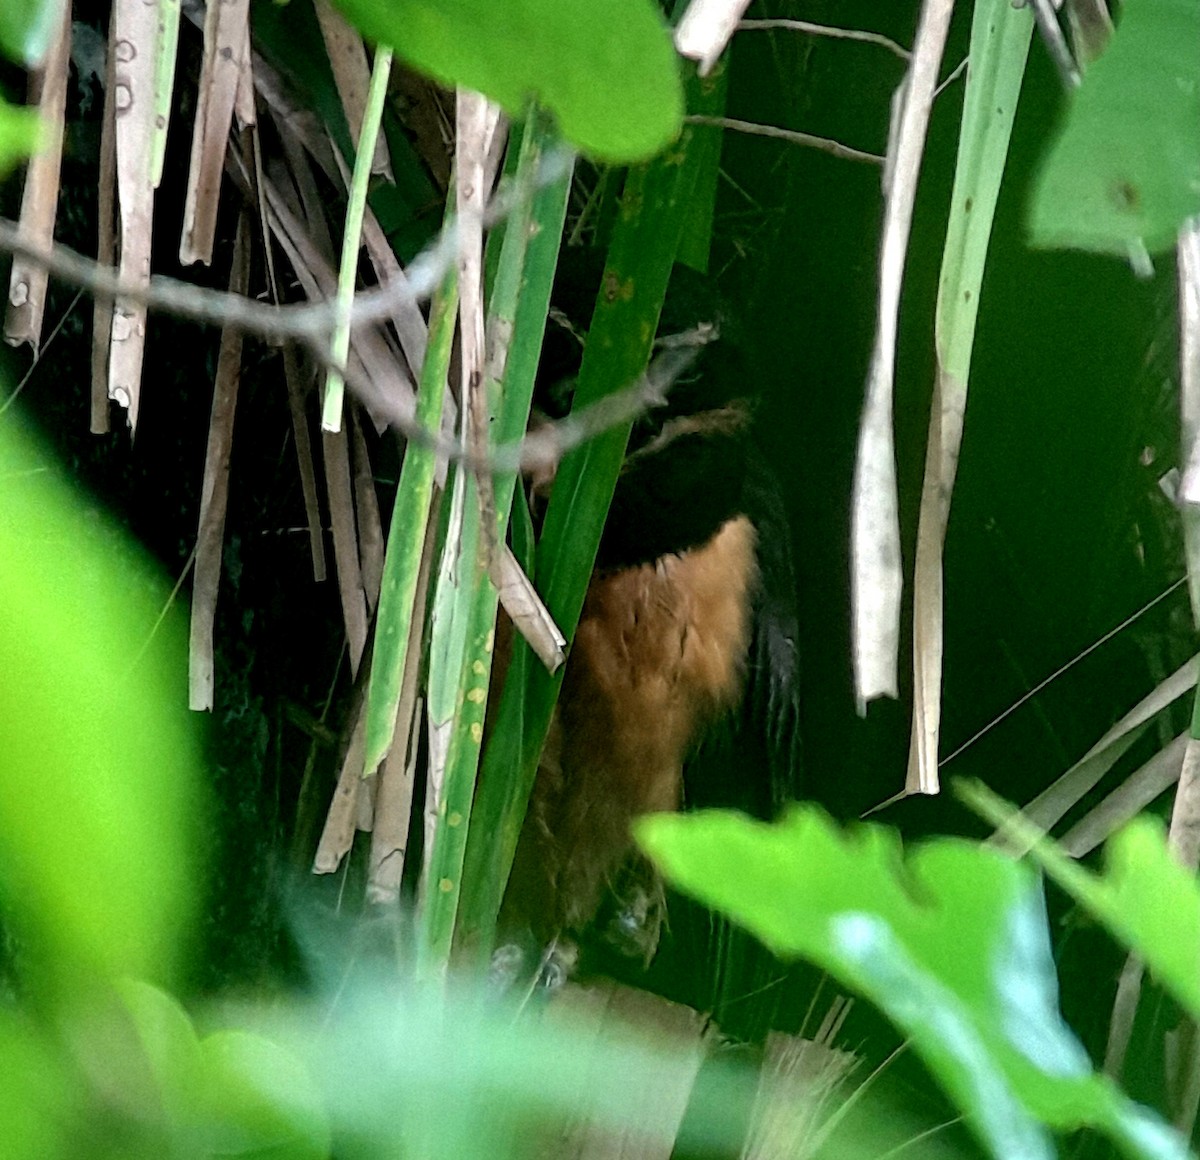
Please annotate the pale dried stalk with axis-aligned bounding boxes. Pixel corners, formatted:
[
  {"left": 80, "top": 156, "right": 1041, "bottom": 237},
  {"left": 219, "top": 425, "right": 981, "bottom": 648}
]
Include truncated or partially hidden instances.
[
  {"left": 492, "top": 547, "right": 566, "bottom": 673},
  {"left": 312, "top": 0, "right": 390, "bottom": 178},
  {"left": 1061, "top": 733, "right": 1188, "bottom": 858},
  {"left": 322, "top": 424, "right": 369, "bottom": 675},
  {"left": 367, "top": 512, "right": 441, "bottom": 904},
  {"left": 350, "top": 405, "right": 384, "bottom": 615},
  {"left": 545, "top": 980, "right": 714, "bottom": 1159},
  {"left": 851, "top": 0, "right": 954, "bottom": 708},
  {"left": 110, "top": 0, "right": 163, "bottom": 430},
  {"left": 266, "top": 74, "right": 426, "bottom": 379},
  {"left": 180, "top": 0, "right": 250, "bottom": 265},
  {"left": 313, "top": 698, "right": 369, "bottom": 873},
  {"left": 280, "top": 345, "right": 328, "bottom": 582},
  {"left": 675, "top": 0, "right": 754, "bottom": 75},
  {"left": 189, "top": 206, "right": 251, "bottom": 710},
  {"left": 246, "top": 161, "right": 416, "bottom": 418},
  {"left": 457, "top": 90, "right": 500, "bottom": 563},
  {"left": 90, "top": 12, "right": 118, "bottom": 435},
  {"left": 5, "top": 5, "right": 71, "bottom": 353}
]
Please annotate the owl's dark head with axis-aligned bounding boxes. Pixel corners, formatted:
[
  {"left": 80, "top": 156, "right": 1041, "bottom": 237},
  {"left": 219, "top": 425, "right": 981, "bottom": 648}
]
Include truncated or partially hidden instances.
[{"left": 538, "top": 251, "right": 754, "bottom": 570}]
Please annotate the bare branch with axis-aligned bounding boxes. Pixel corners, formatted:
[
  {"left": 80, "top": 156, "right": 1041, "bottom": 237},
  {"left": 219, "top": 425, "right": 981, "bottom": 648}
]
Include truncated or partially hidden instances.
[
  {"left": 686, "top": 116, "right": 885, "bottom": 165},
  {"left": 738, "top": 18, "right": 910, "bottom": 61},
  {"left": 0, "top": 213, "right": 707, "bottom": 479}
]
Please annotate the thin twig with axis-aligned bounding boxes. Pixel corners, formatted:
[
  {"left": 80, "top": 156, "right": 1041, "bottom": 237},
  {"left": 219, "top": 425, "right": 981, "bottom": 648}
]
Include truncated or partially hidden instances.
[
  {"left": 941, "top": 576, "right": 1189, "bottom": 766},
  {"left": 0, "top": 146, "right": 573, "bottom": 344},
  {"left": 0, "top": 126, "right": 710, "bottom": 484},
  {"left": 686, "top": 116, "right": 884, "bottom": 165},
  {"left": 738, "top": 18, "right": 910, "bottom": 61},
  {"left": 934, "top": 56, "right": 969, "bottom": 99}
]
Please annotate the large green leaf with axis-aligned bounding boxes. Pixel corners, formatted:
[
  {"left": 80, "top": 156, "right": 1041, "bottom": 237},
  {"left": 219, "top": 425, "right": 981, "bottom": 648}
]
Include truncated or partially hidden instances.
[
  {"left": 0, "top": 413, "right": 203, "bottom": 989},
  {"left": 0, "top": 98, "right": 42, "bottom": 176},
  {"left": 1029, "top": 0, "right": 1200, "bottom": 256},
  {"left": 332, "top": 0, "right": 683, "bottom": 161},
  {"left": 638, "top": 807, "right": 1190, "bottom": 1160},
  {"left": 0, "top": 1010, "right": 69, "bottom": 1160},
  {"left": 964, "top": 782, "right": 1200, "bottom": 1021}
]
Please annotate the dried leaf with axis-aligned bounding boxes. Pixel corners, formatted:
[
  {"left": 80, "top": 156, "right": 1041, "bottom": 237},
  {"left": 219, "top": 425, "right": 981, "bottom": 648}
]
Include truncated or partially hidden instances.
[
  {"left": 180, "top": 0, "right": 249, "bottom": 265},
  {"left": 367, "top": 500, "right": 439, "bottom": 905},
  {"left": 110, "top": 0, "right": 162, "bottom": 429},
  {"left": 313, "top": 700, "right": 368, "bottom": 873},
  {"left": 189, "top": 209, "right": 251, "bottom": 711},
  {"left": 350, "top": 405, "right": 384, "bottom": 614},
  {"left": 313, "top": 0, "right": 390, "bottom": 178},
  {"left": 1011, "top": 653, "right": 1199, "bottom": 840},
  {"left": 4, "top": 4, "right": 70, "bottom": 353},
  {"left": 544, "top": 980, "right": 714, "bottom": 1159},
  {"left": 851, "top": 0, "right": 953, "bottom": 709},
  {"left": 491, "top": 546, "right": 565, "bottom": 673},
  {"left": 674, "top": 0, "right": 753, "bottom": 76},
  {"left": 322, "top": 425, "right": 369, "bottom": 674},
  {"left": 90, "top": 11, "right": 118, "bottom": 435},
  {"left": 906, "top": 0, "right": 1032, "bottom": 794},
  {"left": 1061, "top": 733, "right": 1188, "bottom": 858}
]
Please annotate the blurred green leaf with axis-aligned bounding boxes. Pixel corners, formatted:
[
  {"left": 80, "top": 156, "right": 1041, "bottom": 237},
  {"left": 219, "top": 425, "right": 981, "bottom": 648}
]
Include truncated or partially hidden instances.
[
  {"left": 116, "top": 979, "right": 204, "bottom": 1134},
  {"left": 1029, "top": 0, "right": 1200, "bottom": 256},
  {"left": 104, "top": 983, "right": 330, "bottom": 1157},
  {"left": 963, "top": 781, "right": 1200, "bottom": 1022},
  {"left": 0, "top": 413, "right": 203, "bottom": 990},
  {"left": 0, "top": 0, "right": 60, "bottom": 67},
  {"left": 638, "top": 806, "right": 1190, "bottom": 1160},
  {"left": 331, "top": 0, "right": 683, "bottom": 161},
  {"left": 0, "top": 98, "right": 42, "bottom": 176},
  {"left": 0, "top": 1010, "right": 70, "bottom": 1159},
  {"left": 197, "top": 1030, "right": 330, "bottom": 1159}
]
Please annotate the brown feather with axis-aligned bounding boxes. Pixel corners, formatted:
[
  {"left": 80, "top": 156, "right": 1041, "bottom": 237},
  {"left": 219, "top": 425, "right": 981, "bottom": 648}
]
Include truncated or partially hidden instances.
[{"left": 505, "top": 515, "right": 758, "bottom": 941}]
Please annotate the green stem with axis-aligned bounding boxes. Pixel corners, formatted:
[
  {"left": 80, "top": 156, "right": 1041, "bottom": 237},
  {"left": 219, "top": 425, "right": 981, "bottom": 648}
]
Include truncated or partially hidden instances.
[
  {"left": 415, "top": 111, "right": 573, "bottom": 980},
  {"left": 322, "top": 46, "right": 393, "bottom": 433}
]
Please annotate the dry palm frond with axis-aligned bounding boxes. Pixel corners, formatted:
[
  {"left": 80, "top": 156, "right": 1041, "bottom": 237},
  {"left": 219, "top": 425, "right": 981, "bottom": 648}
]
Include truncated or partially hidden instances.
[{"left": 743, "top": 998, "right": 857, "bottom": 1160}]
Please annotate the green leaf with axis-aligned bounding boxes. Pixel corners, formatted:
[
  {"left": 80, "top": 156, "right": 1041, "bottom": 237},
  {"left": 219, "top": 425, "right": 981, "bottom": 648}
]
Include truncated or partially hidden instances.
[
  {"left": 638, "top": 807, "right": 1190, "bottom": 1160},
  {"left": 196, "top": 1030, "right": 330, "bottom": 1159},
  {"left": 962, "top": 781, "right": 1200, "bottom": 1021},
  {"left": 416, "top": 116, "right": 572, "bottom": 975},
  {"left": 675, "top": 59, "right": 728, "bottom": 274},
  {"left": 0, "top": 1010, "right": 70, "bottom": 1159},
  {"left": 1028, "top": 0, "right": 1200, "bottom": 256},
  {"left": 936, "top": 0, "right": 1031, "bottom": 383},
  {"left": 363, "top": 275, "right": 457, "bottom": 777},
  {"left": 0, "top": 0, "right": 60, "bottom": 67},
  {"left": 0, "top": 413, "right": 203, "bottom": 990},
  {"left": 332, "top": 0, "right": 683, "bottom": 161},
  {"left": 116, "top": 979, "right": 204, "bottom": 1130},
  {"left": 0, "top": 99, "right": 42, "bottom": 176}
]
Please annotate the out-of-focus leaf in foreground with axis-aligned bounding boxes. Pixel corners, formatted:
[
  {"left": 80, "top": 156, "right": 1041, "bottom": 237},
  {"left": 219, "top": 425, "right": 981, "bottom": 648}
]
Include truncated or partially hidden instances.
[
  {"left": 110, "top": 980, "right": 330, "bottom": 1157},
  {"left": 1028, "top": 0, "right": 1200, "bottom": 256},
  {"left": 0, "top": 0, "right": 61, "bottom": 67},
  {"left": 332, "top": 0, "right": 683, "bottom": 161},
  {"left": 963, "top": 782, "right": 1200, "bottom": 1022},
  {"left": 0, "top": 1009, "right": 71, "bottom": 1160},
  {"left": 637, "top": 807, "right": 1191, "bottom": 1160},
  {"left": 0, "top": 413, "right": 203, "bottom": 989},
  {"left": 0, "top": 98, "right": 42, "bottom": 177}
]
